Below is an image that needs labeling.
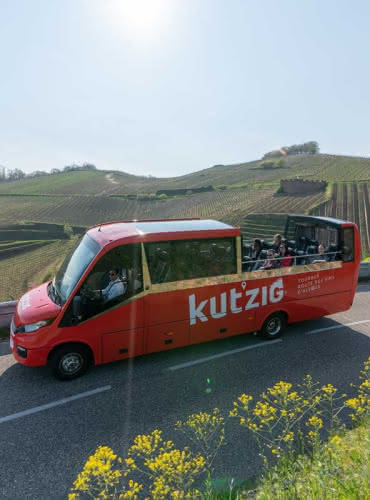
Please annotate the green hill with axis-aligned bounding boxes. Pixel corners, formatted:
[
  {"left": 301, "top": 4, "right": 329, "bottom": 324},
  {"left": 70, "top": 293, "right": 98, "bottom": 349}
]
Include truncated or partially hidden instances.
[
  {"left": 1, "top": 152, "right": 370, "bottom": 300},
  {"left": 1, "top": 153, "right": 370, "bottom": 195}
]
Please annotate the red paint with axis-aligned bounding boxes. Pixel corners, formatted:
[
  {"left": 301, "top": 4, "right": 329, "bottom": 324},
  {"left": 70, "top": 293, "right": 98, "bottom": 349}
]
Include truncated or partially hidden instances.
[{"left": 10, "top": 218, "right": 361, "bottom": 371}]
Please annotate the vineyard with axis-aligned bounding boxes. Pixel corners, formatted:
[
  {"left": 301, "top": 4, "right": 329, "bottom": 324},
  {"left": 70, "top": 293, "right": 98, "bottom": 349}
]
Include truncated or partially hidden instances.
[
  {"left": 2, "top": 152, "right": 370, "bottom": 300},
  {"left": 0, "top": 187, "right": 276, "bottom": 227},
  {"left": 1, "top": 153, "right": 370, "bottom": 196},
  {"left": 311, "top": 182, "right": 370, "bottom": 257},
  {"left": 0, "top": 188, "right": 277, "bottom": 300},
  {"left": 0, "top": 239, "right": 76, "bottom": 302},
  {"left": 238, "top": 192, "right": 325, "bottom": 244},
  {"left": 240, "top": 214, "right": 288, "bottom": 243},
  {"left": 0, "top": 222, "right": 80, "bottom": 301}
]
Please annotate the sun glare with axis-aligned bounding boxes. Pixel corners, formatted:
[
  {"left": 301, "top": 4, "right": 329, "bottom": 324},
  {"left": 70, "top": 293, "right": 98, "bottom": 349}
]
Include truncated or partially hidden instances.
[{"left": 98, "top": 0, "right": 175, "bottom": 44}]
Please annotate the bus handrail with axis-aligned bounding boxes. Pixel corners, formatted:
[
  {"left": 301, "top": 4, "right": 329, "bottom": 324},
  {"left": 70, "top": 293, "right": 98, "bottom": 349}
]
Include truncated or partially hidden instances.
[{"left": 242, "top": 251, "right": 340, "bottom": 266}]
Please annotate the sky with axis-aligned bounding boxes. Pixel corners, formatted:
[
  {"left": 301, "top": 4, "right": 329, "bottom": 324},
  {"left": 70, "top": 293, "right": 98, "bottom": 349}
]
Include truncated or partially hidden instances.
[{"left": 0, "top": 0, "right": 370, "bottom": 178}]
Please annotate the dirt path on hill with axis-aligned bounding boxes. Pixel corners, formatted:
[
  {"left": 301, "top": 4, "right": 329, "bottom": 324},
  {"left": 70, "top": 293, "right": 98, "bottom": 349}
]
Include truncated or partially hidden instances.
[{"left": 98, "top": 174, "right": 120, "bottom": 196}]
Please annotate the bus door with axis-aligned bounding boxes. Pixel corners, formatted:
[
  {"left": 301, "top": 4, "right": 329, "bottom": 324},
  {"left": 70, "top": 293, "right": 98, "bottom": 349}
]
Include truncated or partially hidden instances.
[
  {"left": 63, "top": 243, "right": 145, "bottom": 364},
  {"left": 144, "top": 242, "right": 190, "bottom": 354}
]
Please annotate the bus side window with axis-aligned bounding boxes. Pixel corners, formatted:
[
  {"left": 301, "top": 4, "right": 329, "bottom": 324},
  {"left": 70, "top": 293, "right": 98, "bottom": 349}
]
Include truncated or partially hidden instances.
[
  {"left": 145, "top": 237, "right": 237, "bottom": 283},
  {"left": 64, "top": 244, "right": 143, "bottom": 325},
  {"left": 341, "top": 228, "right": 354, "bottom": 263}
]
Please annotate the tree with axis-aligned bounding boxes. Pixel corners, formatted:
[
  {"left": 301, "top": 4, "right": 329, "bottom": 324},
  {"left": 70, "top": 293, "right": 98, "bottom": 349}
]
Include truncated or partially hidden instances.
[
  {"left": 7, "top": 168, "right": 26, "bottom": 181},
  {"left": 28, "top": 170, "right": 47, "bottom": 177},
  {"left": 0, "top": 165, "right": 6, "bottom": 182},
  {"left": 81, "top": 163, "right": 97, "bottom": 170},
  {"left": 50, "top": 168, "right": 61, "bottom": 174},
  {"left": 63, "top": 163, "right": 97, "bottom": 172}
]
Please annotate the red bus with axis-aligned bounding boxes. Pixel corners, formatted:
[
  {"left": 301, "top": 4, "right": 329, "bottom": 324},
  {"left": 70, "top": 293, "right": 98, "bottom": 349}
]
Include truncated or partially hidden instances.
[{"left": 10, "top": 216, "right": 360, "bottom": 380}]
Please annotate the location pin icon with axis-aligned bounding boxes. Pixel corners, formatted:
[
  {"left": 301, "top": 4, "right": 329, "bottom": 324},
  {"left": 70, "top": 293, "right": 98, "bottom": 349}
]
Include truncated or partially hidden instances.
[{"left": 241, "top": 281, "right": 246, "bottom": 290}]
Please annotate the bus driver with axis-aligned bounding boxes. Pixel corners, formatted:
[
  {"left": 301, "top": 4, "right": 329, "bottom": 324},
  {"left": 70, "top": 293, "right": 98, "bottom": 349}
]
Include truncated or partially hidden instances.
[{"left": 100, "top": 269, "right": 126, "bottom": 303}]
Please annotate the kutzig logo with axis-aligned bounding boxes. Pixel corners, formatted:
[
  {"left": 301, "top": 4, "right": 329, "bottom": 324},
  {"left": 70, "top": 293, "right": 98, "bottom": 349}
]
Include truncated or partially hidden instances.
[{"left": 189, "top": 279, "right": 284, "bottom": 325}]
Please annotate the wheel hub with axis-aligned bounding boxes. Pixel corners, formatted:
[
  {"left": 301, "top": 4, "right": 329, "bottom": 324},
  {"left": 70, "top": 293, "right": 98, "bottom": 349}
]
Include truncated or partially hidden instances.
[
  {"left": 267, "top": 318, "right": 281, "bottom": 335},
  {"left": 60, "top": 353, "right": 83, "bottom": 374}
]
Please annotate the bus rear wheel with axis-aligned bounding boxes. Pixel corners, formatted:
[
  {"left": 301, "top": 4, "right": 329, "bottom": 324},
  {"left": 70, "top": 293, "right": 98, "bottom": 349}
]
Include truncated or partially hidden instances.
[
  {"left": 49, "top": 344, "right": 91, "bottom": 380},
  {"left": 260, "top": 312, "right": 286, "bottom": 340}
]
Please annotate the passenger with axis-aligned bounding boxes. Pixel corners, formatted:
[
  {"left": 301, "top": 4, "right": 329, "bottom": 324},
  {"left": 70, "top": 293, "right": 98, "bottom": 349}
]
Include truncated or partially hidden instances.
[
  {"left": 260, "top": 249, "right": 278, "bottom": 270},
  {"left": 252, "top": 239, "right": 263, "bottom": 259},
  {"left": 272, "top": 234, "right": 282, "bottom": 253},
  {"left": 278, "top": 243, "right": 293, "bottom": 267},
  {"left": 312, "top": 244, "right": 329, "bottom": 263},
  {"left": 101, "top": 269, "right": 126, "bottom": 302},
  {"left": 252, "top": 239, "right": 264, "bottom": 271},
  {"left": 341, "top": 245, "right": 353, "bottom": 262}
]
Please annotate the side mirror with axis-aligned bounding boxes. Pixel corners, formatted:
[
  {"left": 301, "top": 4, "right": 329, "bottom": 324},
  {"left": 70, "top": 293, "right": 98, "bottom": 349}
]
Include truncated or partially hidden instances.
[{"left": 72, "top": 295, "right": 82, "bottom": 322}]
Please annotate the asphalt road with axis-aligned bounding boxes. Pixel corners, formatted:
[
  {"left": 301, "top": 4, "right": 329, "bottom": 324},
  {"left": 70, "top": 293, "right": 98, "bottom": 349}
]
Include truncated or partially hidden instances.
[{"left": 1, "top": 283, "right": 370, "bottom": 499}]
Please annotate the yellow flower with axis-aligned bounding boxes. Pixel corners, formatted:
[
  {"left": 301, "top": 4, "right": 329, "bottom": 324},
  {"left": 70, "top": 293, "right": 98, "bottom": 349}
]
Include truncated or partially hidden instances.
[
  {"left": 322, "top": 384, "right": 337, "bottom": 395},
  {"left": 306, "top": 416, "right": 323, "bottom": 429},
  {"left": 282, "top": 431, "right": 294, "bottom": 442},
  {"left": 360, "top": 379, "right": 370, "bottom": 389},
  {"left": 345, "top": 398, "right": 360, "bottom": 410},
  {"left": 329, "top": 435, "right": 342, "bottom": 446},
  {"left": 268, "top": 381, "right": 292, "bottom": 396}
]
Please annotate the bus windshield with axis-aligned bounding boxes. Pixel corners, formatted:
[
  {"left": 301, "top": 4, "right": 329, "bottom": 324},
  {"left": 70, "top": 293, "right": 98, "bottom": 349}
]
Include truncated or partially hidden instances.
[{"left": 54, "top": 234, "right": 100, "bottom": 304}]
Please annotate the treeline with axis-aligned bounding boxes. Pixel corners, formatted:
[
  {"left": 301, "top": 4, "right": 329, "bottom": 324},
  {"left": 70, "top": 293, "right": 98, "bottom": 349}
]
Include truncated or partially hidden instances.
[
  {"left": 263, "top": 141, "right": 319, "bottom": 159},
  {"left": 0, "top": 163, "right": 97, "bottom": 182}
]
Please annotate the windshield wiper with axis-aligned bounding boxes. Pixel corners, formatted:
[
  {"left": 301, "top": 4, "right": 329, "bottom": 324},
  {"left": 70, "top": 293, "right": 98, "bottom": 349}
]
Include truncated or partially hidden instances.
[
  {"left": 49, "top": 280, "right": 62, "bottom": 306},
  {"left": 47, "top": 282, "right": 56, "bottom": 302}
]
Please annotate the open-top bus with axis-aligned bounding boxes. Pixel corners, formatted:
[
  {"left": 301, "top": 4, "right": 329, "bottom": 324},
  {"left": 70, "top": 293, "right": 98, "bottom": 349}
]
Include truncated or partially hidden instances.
[{"left": 10, "top": 215, "right": 360, "bottom": 379}]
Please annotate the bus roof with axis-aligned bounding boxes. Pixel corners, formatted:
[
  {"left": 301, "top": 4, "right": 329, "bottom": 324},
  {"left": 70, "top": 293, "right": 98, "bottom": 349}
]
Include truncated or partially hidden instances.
[
  {"left": 287, "top": 215, "right": 351, "bottom": 226},
  {"left": 88, "top": 219, "right": 239, "bottom": 247}
]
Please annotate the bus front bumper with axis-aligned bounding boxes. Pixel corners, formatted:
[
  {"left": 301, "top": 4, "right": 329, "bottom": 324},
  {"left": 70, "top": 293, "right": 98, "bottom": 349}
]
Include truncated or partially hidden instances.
[{"left": 10, "top": 333, "right": 49, "bottom": 367}]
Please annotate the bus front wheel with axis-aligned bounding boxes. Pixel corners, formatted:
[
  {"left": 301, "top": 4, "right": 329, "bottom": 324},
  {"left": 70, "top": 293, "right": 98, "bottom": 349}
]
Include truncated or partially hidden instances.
[
  {"left": 49, "top": 344, "right": 91, "bottom": 380},
  {"left": 260, "top": 312, "right": 286, "bottom": 340}
]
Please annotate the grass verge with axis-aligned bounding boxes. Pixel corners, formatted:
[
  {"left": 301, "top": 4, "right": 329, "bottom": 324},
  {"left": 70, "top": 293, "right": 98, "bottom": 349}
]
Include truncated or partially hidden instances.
[{"left": 206, "top": 418, "right": 370, "bottom": 499}]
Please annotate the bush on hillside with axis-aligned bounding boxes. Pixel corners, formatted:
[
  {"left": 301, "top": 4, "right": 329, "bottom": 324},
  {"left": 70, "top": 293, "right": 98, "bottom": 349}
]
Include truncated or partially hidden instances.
[
  {"left": 260, "top": 161, "right": 277, "bottom": 169},
  {"left": 263, "top": 141, "right": 319, "bottom": 159}
]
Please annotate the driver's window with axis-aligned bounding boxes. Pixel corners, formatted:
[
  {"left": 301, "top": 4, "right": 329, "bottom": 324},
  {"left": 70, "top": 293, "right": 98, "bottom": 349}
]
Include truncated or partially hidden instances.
[{"left": 70, "top": 243, "right": 143, "bottom": 323}]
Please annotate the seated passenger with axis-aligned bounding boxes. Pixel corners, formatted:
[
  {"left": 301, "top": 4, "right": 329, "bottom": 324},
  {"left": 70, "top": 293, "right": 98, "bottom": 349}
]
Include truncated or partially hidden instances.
[
  {"left": 260, "top": 249, "right": 278, "bottom": 270},
  {"left": 341, "top": 245, "right": 353, "bottom": 262},
  {"left": 312, "top": 244, "right": 329, "bottom": 263},
  {"left": 278, "top": 243, "right": 293, "bottom": 267},
  {"left": 251, "top": 239, "right": 264, "bottom": 270},
  {"left": 272, "top": 234, "right": 282, "bottom": 253},
  {"left": 101, "top": 269, "right": 126, "bottom": 303},
  {"left": 252, "top": 239, "right": 263, "bottom": 260}
]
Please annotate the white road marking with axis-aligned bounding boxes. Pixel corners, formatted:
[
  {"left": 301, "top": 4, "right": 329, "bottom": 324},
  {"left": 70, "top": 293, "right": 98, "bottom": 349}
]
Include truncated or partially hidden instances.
[
  {"left": 0, "top": 385, "right": 111, "bottom": 425},
  {"left": 168, "top": 339, "right": 282, "bottom": 371},
  {"left": 305, "top": 320, "right": 370, "bottom": 335}
]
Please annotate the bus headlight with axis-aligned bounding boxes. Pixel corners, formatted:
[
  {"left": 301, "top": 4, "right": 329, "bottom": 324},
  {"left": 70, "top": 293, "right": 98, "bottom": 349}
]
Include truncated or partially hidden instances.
[{"left": 23, "top": 319, "right": 54, "bottom": 333}]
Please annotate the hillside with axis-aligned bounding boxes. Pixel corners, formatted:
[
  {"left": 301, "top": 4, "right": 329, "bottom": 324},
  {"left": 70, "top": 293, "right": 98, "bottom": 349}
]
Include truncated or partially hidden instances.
[
  {"left": 0, "top": 186, "right": 275, "bottom": 227},
  {"left": 1, "top": 152, "right": 370, "bottom": 301},
  {"left": 1, "top": 153, "right": 370, "bottom": 195}
]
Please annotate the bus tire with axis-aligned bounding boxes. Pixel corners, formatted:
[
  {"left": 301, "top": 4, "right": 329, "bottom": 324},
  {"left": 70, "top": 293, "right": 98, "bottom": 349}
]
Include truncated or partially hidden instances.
[
  {"left": 49, "top": 344, "right": 91, "bottom": 381},
  {"left": 260, "top": 312, "right": 286, "bottom": 340}
]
